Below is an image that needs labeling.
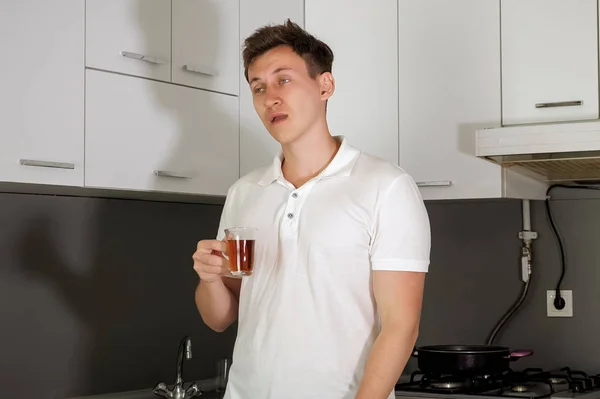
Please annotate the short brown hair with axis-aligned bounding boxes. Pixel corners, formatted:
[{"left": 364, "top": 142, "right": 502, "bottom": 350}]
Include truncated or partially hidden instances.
[{"left": 242, "top": 19, "right": 334, "bottom": 83}]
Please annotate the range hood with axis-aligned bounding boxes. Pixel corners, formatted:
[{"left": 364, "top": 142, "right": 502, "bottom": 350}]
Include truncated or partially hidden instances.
[{"left": 476, "top": 119, "right": 600, "bottom": 183}]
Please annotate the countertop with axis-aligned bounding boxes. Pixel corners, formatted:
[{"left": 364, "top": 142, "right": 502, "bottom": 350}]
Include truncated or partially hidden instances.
[
  {"left": 67, "top": 388, "right": 409, "bottom": 399},
  {"left": 66, "top": 388, "right": 225, "bottom": 399},
  {"left": 66, "top": 378, "right": 412, "bottom": 399}
]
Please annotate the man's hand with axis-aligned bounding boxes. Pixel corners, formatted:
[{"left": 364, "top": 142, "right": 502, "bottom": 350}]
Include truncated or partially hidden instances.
[
  {"left": 193, "top": 239, "right": 229, "bottom": 283},
  {"left": 355, "top": 270, "right": 426, "bottom": 399},
  {"left": 193, "top": 239, "right": 241, "bottom": 332}
]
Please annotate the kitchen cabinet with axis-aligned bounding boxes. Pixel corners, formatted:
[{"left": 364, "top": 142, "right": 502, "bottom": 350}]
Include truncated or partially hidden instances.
[
  {"left": 172, "top": 0, "right": 240, "bottom": 96},
  {"left": 85, "top": 69, "right": 239, "bottom": 197},
  {"left": 304, "top": 0, "right": 399, "bottom": 166},
  {"left": 0, "top": 0, "right": 84, "bottom": 187},
  {"left": 86, "top": 0, "right": 239, "bottom": 96},
  {"left": 239, "top": 0, "right": 305, "bottom": 176},
  {"left": 398, "top": 0, "right": 546, "bottom": 200},
  {"left": 85, "top": 0, "right": 172, "bottom": 82},
  {"left": 501, "top": 0, "right": 599, "bottom": 126},
  {"left": 0, "top": 0, "right": 560, "bottom": 202}
]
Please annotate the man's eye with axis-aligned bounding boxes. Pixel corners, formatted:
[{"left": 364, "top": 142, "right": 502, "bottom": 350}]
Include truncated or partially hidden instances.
[
  {"left": 280, "top": 78, "right": 290, "bottom": 84},
  {"left": 254, "top": 87, "right": 264, "bottom": 94}
]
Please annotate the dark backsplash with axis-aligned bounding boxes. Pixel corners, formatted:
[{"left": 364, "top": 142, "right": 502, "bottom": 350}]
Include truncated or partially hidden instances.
[
  {"left": 1, "top": 191, "right": 599, "bottom": 398},
  {"left": 0, "top": 193, "right": 236, "bottom": 399},
  {"left": 416, "top": 196, "right": 600, "bottom": 374}
]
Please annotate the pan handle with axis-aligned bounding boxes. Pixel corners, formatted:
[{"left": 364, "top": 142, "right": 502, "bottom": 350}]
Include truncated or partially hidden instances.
[{"left": 507, "top": 350, "right": 534, "bottom": 360}]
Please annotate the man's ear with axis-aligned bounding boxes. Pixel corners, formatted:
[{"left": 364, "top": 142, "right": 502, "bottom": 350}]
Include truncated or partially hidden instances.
[{"left": 319, "top": 72, "right": 335, "bottom": 100}]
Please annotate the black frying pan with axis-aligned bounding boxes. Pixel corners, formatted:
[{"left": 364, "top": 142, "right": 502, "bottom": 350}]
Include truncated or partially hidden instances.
[{"left": 412, "top": 345, "right": 534, "bottom": 375}]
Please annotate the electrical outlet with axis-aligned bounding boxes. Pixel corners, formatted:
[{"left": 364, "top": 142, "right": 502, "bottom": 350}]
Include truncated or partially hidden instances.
[{"left": 547, "top": 290, "right": 573, "bottom": 317}]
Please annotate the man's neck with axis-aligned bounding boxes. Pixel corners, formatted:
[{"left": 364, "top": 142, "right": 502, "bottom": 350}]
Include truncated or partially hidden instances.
[{"left": 281, "top": 128, "right": 340, "bottom": 188}]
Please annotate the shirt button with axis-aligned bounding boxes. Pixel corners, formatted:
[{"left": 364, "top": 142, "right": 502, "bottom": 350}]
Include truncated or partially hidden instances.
[
  {"left": 287, "top": 213, "right": 294, "bottom": 219},
  {"left": 292, "top": 193, "right": 298, "bottom": 198}
]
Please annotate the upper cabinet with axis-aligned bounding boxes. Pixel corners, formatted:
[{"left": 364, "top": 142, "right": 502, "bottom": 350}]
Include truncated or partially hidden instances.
[
  {"left": 238, "top": 0, "right": 305, "bottom": 176},
  {"left": 399, "top": 0, "right": 503, "bottom": 199},
  {"left": 3, "top": 0, "right": 598, "bottom": 202},
  {"left": 85, "top": 0, "right": 239, "bottom": 96},
  {"left": 86, "top": 0, "right": 172, "bottom": 82},
  {"left": 0, "top": 0, "right": 84, "bottom": 187},
  {"left": 172, "top": 0, "right": 240, "bottom": 96},
  {"left": 85, "top": 69, "right": 239, "bottom": 197},
  {"left": 304, "top": 0, "right": 399, "bottom": 166},
  {"left": 501, "top": 0, "right": 599, "bottom": 126},
  {"left": 398, "top": 0, "right": 547, "bottom": 201}
]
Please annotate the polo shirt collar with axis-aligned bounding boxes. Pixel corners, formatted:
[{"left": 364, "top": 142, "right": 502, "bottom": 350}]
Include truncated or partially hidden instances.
[{"left": 257, "top": 135, "right": 360, "bottom": 186}]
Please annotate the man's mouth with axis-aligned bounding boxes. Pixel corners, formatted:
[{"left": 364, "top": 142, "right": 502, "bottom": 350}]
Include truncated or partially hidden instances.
[{"left": 269, "top": 113, "right": 288, "bottom": 124}]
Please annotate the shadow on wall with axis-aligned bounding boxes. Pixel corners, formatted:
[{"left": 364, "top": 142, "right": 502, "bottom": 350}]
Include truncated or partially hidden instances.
[
  {"left": 10, "top": 198, "right": 236, "bottom": 399},
  {"left": 6, "top": 2, "right": 241, "bottom": 398},
  {"left": 144, "top": 2, "right": 239, "bottom": 199}
]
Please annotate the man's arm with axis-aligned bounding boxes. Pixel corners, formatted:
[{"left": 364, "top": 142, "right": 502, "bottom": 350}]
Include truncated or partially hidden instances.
[
  {"left": 357, "top": 172, "right": 431, "bottom": 399},
  {"left": 195, "top": 277, "right": 242, "bottom": 332},
  {"left": 195, "top": 275, "right": 241, "bottom": 332},
  {"left": 354, "top": 270, "right": 425, "bottom": 399},
  {"left": 194, "top": 185, "right": 242, "bottom": 332}
]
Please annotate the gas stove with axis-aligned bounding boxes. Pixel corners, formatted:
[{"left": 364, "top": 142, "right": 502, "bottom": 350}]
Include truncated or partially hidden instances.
[{"left": 395, "top": 367, "right": 600, "bottom": 399}]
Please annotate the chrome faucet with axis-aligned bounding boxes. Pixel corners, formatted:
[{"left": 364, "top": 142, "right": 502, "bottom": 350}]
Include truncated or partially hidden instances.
[{"left": 153, "top": 336, "right": 202, "bottom": 399}]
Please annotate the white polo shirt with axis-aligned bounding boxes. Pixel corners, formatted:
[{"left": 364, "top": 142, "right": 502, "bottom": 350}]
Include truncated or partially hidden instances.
[{"left": 217, "top": 136, "right": 430, "bottom": 399}]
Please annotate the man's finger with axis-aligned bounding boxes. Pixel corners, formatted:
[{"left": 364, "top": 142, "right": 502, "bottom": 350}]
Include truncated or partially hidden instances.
[
  {"left": 197, "top": 239, "right": 227, "bottom": 253},
  {"left": 194, "top": 252, "right": 226, "bottom": 267}
]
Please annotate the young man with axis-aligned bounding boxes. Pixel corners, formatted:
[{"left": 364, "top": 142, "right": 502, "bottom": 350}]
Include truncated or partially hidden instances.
[{"left": 193, "top": 20, "right": 430, "bottom": 399}]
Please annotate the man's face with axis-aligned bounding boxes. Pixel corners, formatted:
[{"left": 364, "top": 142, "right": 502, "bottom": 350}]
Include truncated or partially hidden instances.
[{"left": 247, "top": 45, "right": 334, "bottom": 145}]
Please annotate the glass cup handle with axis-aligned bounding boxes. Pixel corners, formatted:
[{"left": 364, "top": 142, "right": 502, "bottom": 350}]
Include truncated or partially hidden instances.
[
  {"left": 220, "top": 236, "right": 230, "bottom": 261},
  {"left": 219, "top": 238, "right": 232, "bottom": 276}
]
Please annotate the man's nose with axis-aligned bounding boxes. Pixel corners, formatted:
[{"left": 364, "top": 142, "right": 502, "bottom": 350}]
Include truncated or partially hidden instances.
[{"left": 265, "top": 90, "right": 281, "bottom": 107}]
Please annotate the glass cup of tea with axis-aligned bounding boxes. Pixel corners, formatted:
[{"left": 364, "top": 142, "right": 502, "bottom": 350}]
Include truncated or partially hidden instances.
[{"left": 223, "top": 227, "right": 257, "bottom": 277}]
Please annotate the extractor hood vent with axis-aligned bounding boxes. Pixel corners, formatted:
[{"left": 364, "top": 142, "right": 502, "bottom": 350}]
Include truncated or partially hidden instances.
[{"left": 476, "top": 120, "right": 600, "bottom": 183}]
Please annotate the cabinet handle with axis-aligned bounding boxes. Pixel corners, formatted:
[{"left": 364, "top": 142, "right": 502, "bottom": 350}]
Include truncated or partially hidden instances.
[
  {"left": 182, "top": 64, "right": 218, "bottom": 76},
  {"left": 535, "top": 100, "right": 583, "bottom": 108},
  {"left": 416, "top": 180, "right": 452, "bottom": 187},
  {"left": 120, "top": 51, "right": 167, "bottom": 65},
  {"left": 153, "top": 170, "right": 193, "bottom": 179},
  {"left": 19, "top": 159, "right": 74, "bottom": 169}
]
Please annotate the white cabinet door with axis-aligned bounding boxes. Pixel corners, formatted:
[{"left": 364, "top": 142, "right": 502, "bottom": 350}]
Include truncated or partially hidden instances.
[
  {"left": 0, "top": 0, "right": 84, "bottom": 187},
  {"left": 86, "top": 0, "right": 171, "bottom": 82},
  {"left": 501, "top": 0, "right": 599, "bottom": 126},
  {"left": 239, "top": 0, "right": 305, "bottom": 176},
  {"left": 85, "top": 70, "right": 239, "bottom": 197},
  {"left": 399, "top": 0, "right": 504, "bottom": 200},
  {"left": 172, "top": 0, "right": 240, "bottom": 96},
  {"left": 305, "top": 0, "right": 399, "bottom": 166}
]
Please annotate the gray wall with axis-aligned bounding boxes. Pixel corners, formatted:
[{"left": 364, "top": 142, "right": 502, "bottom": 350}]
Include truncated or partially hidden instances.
[
  {"left": 0, "top": 193, "right": 237, "bottom": 399},
  {"left": 496, "top": 194, "right": 600, "bottom": 372},
  {"left": 2, "top": 190, "right": 599, "bottom": 398},
  {"left": 414, "top": 195, "right": 600, "bottom": 374}
]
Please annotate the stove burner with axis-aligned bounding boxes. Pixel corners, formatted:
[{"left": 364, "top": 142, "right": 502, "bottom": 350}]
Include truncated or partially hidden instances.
[
  {"left": 549, "top": 377, "right": 567, "bottom": 385},
  {"left": 511, "top": 385, "right": 529, "bottom": 392},
  {"left": 395, "top": 366, "right": 600, "bottom": 398},
  {"left": 430, "top": 381, "right": 465, "bottom": 389}
]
